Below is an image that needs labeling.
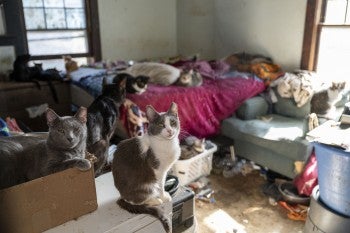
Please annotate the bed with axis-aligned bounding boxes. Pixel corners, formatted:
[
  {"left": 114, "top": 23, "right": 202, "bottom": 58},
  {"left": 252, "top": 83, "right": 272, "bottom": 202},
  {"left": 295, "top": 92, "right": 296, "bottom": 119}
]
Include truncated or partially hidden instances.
[{"left": 69, "top": 59, "right": 266, "bottom": 139}]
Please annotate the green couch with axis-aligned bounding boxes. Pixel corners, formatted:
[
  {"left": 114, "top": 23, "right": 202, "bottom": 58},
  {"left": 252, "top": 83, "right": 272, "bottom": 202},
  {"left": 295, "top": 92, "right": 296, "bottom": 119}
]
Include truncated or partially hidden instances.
[{"left": 220, "top": 92, "right": 314, "bottom": 178}]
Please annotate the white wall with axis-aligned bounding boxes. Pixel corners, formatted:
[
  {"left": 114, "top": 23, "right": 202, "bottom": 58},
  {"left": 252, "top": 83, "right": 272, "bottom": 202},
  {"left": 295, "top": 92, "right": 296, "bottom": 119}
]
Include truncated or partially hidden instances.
[
  {"left": 177, "top": 0, "right": 307, "bottom": 71},
  {"left": 177, "top": 0, "right": 214, "bottom": 59},
  {"left": 98, "top": 0, "right": 177, "bottom": 61},
  {"left": 98, "top": 0, "right": 307, "bottom": 70},
  {"left": 214, "top": 0, "right": 307, "bottom": 70}
]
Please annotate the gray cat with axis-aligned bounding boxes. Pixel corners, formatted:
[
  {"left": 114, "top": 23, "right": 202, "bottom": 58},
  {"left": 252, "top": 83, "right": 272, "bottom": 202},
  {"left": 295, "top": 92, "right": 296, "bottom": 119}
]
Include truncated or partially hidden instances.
[
  {"left": 112, "top": 102, "right": 181, "bottom": 233},
  {"left": 0, "top": 107, "right": 90, "bottom": 190},
  {"left": 311, "top": 81, "right": 346, "bottom": 119}
]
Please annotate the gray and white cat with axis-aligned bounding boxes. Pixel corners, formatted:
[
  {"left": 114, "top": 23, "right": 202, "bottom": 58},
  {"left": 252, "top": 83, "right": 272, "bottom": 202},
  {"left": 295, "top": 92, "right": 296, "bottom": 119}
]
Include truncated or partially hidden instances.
[
  {"left": 311, "top": 81, "right": 347, "bottom": 119},
  {"left": 0, "top": 107, "right": 90, "bottom": 190},
  {"left": 112, "top": 102, "right": 181, "bottom": 233}
]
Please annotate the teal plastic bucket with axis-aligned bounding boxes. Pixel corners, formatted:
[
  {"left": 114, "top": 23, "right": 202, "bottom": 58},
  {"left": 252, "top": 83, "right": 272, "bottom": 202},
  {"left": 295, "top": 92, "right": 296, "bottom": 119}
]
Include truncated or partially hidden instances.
[{"left": 314, "top": 142, "right": 350, "bottom": 217}]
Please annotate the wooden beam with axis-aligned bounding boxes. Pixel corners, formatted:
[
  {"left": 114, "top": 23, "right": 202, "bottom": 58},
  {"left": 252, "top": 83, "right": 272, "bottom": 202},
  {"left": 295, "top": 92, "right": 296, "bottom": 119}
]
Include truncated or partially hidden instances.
[{"left": 300, "top": 0, "right": 325, "bottom": 70}]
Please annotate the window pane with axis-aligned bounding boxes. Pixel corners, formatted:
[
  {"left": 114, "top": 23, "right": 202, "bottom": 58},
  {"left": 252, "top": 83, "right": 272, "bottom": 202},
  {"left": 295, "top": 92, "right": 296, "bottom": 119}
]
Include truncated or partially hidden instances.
[
  {"left": 317, "top": 27, "right": 350, "bottom": 80},
  {"left": 24, "top": 8, "right": 46, "bottom": 30},
  {"left": 45, "top": 8, "right": 66, "bottom": 29},
  {"left": 324, "top": 0, "right": 347, "bottom": 24},
  {"left": 27, "top": 30, "right": 88, "bottom": 55},
  {"left": 346, "top": 1, "right": 350, "bottom": 24},
  {"left": 66, "top": 9, "right": 85, "bottom": 28},
  {"left": 22, "top": 0, "right": 43, "bottom": 7},
  {"left": 64, "top": 0, "right": 84, "bottom": 8},
  {"left": 44, "top": 0, "right": 64, "bottom": 8}
]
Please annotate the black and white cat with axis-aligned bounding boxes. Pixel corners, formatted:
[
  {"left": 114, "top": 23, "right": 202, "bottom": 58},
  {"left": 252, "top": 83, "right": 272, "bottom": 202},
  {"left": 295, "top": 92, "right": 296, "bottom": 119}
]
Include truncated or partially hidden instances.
[
  {"left": 0, "top": 107, "right": 90, "bottom": 190},
  {"left": 87, "top": 76, "right": 127, "bottom": 176},
  {"left": 112, "top": 102, "right": 180, "bottom": 233},
  {"left": 311, "top": 81, "right": 347, "bottom": 119},
  {"left": 114, "top": 73, "right": 149, "bottom": 94}
]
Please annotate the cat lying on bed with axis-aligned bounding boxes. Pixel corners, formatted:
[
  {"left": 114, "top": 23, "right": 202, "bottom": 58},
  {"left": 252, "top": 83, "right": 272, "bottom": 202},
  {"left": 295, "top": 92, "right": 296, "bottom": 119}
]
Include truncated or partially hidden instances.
[
  {"left": 114, "top": 72, "right": 149, "bottom": 94},
  {"left": 125, "top": 62, "right": 197, "bottom": 86},
  {"left": 174, "top": 69, "right": 203, "bottom": 87}
]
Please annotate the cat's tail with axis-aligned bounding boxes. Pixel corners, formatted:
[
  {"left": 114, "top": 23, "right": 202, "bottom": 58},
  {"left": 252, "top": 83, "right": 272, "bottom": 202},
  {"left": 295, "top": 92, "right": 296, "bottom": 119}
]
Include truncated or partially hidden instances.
[{"left": 117, "top": 198, "right": 171, "bottom": 233}]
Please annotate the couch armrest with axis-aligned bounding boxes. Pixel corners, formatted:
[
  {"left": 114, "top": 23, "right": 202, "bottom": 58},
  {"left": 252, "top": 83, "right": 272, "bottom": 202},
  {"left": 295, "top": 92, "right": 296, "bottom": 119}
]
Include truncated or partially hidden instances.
[{"left": 236, "top": 96, "right": 269, "bottom": 120}]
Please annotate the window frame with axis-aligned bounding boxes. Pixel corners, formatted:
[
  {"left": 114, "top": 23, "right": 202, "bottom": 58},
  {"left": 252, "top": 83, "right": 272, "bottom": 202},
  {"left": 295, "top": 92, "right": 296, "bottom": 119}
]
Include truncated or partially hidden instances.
[
  {"left": 301, "top": 0, "right": 325, "bottom": 70},
  {"left": 0, "top": 0, "right": 101, "bottom": 61},
  {"left": 301, "top": 0, "right": 350, "bottom": 71}
]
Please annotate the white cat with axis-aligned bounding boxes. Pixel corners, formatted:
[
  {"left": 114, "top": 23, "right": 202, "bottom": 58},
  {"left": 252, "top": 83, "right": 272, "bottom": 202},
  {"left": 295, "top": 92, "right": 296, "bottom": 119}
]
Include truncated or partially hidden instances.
[{"left": 125, "top": 62, "right": 181, "bottom": 86}]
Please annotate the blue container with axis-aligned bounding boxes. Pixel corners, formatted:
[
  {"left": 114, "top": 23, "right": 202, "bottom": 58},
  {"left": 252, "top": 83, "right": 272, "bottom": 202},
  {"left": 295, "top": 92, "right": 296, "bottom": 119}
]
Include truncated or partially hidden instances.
[{"left": 314, "top": 142, "right": 350, "bottom": 217}]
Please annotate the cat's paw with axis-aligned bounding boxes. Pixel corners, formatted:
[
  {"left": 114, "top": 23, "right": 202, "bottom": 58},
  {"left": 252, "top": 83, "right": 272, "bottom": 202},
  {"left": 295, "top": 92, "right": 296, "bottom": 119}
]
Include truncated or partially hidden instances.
[
  {"left": 76, "top": 159, "right": 91, "bottom": 171},
  {"left": 161, "top": 192, "right": 172, "bottom": 202},
  {"left": 145, "top": 198, "right": 163, "bottom": 206}
]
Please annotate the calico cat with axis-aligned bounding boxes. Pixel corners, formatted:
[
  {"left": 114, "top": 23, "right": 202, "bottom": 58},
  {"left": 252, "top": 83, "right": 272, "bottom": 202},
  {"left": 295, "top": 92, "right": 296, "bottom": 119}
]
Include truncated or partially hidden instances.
[
  {"left": 311, "top": 81, "right": 347, "bottom": 119},
  {"left": 174, "top": 69, "right": 203, "bottom": 87},
  {"left": 63, "top": 55, "right": 79, "bottom": 80},
  {"left": 112, "top": 102, "right": 180, "bottom": 233},
  {"left": 87, "top": 76, "right": 127, "bottom": 176},
  {"left": 180, "top": 136, "right": 205, "bottom": 160},
  {"left": 114, "top": 72, "right": 149, "bottom": 94},
  {"left": 125, "top": 62, "right": 181, "bottom": 86},
  {"left": 0, "top": 107, "right": 90, "bottom": 190}
]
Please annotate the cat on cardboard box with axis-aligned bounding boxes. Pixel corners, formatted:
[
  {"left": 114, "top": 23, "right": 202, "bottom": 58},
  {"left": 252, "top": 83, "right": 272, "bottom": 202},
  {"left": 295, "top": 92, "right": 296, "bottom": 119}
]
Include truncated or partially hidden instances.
[{"left": 0, "top": 107, "right": 90, "bottom": 190}]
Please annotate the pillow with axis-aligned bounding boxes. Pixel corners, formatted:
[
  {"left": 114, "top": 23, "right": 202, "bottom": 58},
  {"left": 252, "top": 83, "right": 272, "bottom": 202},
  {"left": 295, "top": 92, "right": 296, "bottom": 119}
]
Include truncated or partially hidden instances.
[
  {"left": 236, "top": 96, "right": 268, "bottom": 120},
  {"left": 273, "top": 90, "right": 311, "bottom": 119}
]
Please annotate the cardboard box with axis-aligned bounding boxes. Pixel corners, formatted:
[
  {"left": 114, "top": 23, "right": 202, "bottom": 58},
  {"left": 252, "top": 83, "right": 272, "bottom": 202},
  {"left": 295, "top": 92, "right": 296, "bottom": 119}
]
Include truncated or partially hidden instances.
[
  {"left": 45, "top": 172, "right": 172, "bottom": 233},
  {"left": 0, "top": 168, "right": 97, "bottom": 233}
]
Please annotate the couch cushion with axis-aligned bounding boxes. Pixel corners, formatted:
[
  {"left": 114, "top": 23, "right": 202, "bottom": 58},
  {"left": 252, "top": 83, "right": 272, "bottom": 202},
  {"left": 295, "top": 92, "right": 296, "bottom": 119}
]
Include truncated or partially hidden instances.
[
  {"left": 236, "top": 96, "right": 268, "bottom": 120},
  {"left": 273, "top": 91, "right": 311, "bottom": 119},
  {"left": 221, "top": 115, "right": 311, "bottom": 161}
]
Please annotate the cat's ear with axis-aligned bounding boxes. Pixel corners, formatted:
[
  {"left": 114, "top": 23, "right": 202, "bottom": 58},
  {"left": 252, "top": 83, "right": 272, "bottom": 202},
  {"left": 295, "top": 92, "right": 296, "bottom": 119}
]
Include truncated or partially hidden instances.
[
  {"left": 142, "top": 75, "right": 150, "bottom": 82},
  {"left": 119, "top": 76, "right": 127, "bottom": 88},
  {"left": 113, "top": 74, "right": 127, "bottom": 88},
  {"left": 74, "top": 107, "right": 87, "bottom": 124},
  {"left": 146, "top": 105, "right": 159, "bottom": 121},
  {"left": 46, "top": 108, "right": 59, "bottom": 127},
  {"left": 167, "top": 102, "right": 178, "bottom": 116}
]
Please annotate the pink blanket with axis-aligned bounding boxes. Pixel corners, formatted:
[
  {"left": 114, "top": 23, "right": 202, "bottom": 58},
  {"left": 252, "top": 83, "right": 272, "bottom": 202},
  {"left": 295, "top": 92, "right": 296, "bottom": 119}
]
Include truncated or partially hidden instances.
[{"left": 127, "top": 75, "right": 265, "bottom": 139}]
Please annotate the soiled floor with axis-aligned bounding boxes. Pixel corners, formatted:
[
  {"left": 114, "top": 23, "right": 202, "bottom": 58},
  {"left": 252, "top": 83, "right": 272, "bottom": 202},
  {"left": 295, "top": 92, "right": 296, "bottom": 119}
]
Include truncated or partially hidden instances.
[{"left": 194, "top": 171, "right": 305, "bottom": 233}]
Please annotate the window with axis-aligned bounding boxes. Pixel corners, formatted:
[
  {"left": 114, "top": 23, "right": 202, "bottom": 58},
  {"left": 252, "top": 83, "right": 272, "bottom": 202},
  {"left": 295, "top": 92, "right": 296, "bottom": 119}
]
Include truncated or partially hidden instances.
[
  {"left": 22, "top": 0, "right": 88, "bottom": 57},
  {"left": 316, "top": 0, "right": 350, "bottom": 80},
  {"left": 0, "top": 0, "right": 100, "bottom": 65},
  {"left": 302, "top": 0, "right": 350, "bottom": 81}
]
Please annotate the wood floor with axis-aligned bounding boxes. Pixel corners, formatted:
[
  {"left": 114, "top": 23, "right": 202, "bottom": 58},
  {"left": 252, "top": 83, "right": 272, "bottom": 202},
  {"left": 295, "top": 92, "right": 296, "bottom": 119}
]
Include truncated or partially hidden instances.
[{"left": 194, "top": 171, "right": 305, "bottom": 233}]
